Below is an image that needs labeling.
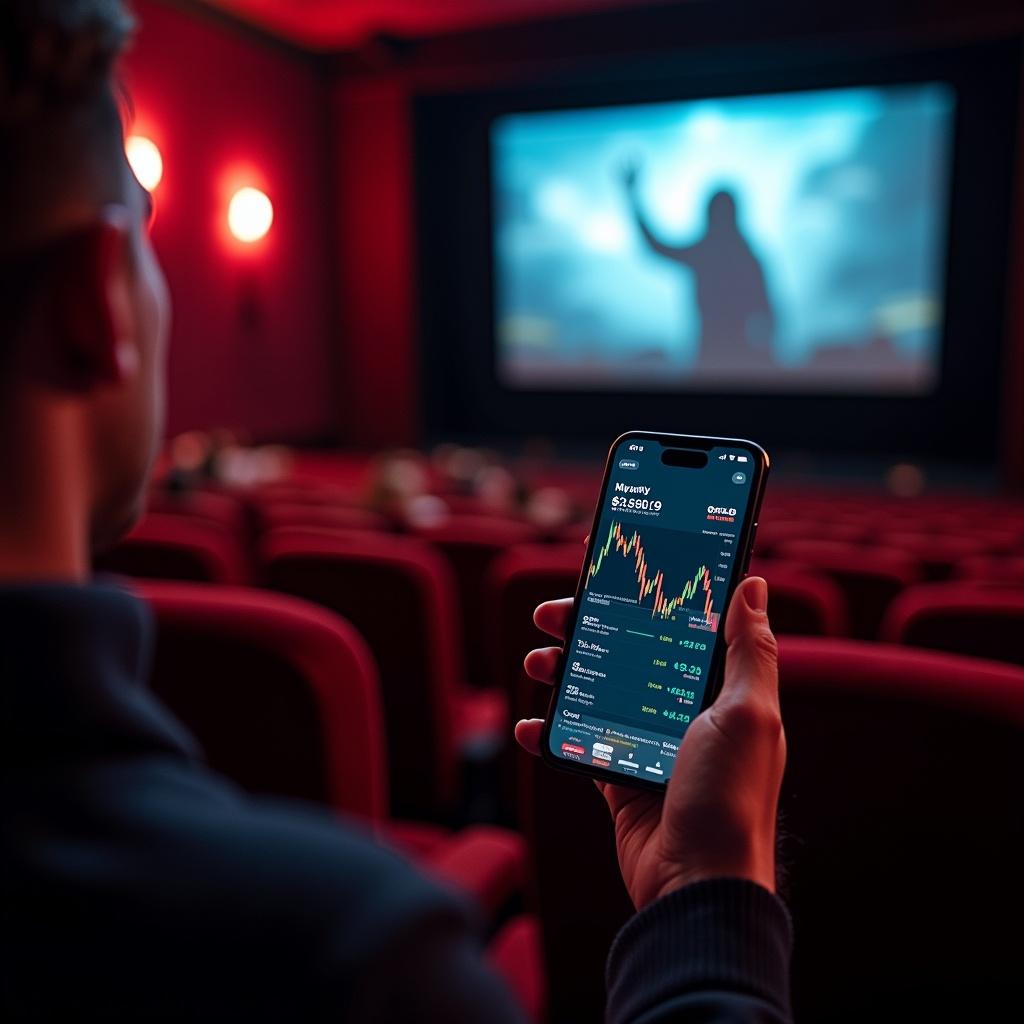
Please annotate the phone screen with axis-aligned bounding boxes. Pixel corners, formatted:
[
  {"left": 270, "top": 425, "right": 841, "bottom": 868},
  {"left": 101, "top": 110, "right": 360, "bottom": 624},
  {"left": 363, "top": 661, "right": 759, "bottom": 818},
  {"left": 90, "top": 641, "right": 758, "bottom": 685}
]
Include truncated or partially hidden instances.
[{"left": 546, "top": 434, "right": 765, "bottom": 786}]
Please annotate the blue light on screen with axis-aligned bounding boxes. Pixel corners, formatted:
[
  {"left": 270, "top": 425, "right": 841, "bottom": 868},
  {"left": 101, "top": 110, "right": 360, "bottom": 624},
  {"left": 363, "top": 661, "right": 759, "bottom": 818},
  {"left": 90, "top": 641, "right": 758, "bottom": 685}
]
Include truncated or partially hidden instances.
[{"left": 491, "top": 83, "right": 955, "bottom": 393}]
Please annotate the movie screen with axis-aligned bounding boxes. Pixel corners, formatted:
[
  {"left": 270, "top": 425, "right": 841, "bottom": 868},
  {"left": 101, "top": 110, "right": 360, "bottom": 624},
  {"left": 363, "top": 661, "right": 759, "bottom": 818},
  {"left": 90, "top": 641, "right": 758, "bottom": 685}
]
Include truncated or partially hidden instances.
[{"left": 492, "top": 83, "right": 955, "bottom": 392}]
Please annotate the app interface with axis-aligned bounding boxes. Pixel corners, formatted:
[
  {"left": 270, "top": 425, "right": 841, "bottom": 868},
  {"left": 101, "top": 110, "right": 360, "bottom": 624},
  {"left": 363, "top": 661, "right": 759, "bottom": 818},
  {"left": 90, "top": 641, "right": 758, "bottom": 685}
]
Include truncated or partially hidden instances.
[{"left": 549, "top": 438, "right": 757, "bottom": 783}]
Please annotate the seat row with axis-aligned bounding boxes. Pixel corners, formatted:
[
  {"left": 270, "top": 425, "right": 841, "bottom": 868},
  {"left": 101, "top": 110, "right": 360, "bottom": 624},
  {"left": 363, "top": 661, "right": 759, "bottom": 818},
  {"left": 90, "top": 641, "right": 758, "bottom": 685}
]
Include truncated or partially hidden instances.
[
  {"left": 97, "top": 519, "right": 1024, "bottom": 826},
  {"left": 132, "top": 579, "right": 1024, "bottom": 1022}
]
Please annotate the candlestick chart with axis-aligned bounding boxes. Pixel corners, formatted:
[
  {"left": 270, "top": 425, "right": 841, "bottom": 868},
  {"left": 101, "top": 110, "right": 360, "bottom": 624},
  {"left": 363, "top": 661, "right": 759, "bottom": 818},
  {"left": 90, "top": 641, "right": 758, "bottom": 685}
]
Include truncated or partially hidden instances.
[{"left": 587, "top": 520, "right": 722, "bottom": 629}]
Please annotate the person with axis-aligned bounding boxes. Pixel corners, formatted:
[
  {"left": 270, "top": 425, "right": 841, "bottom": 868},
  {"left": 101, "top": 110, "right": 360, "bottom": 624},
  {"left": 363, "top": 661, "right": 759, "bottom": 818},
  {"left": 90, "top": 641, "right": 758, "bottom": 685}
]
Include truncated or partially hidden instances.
[
  {"left": 622, "top": 163, "right": 776, "bottom": 373},
  {"left": 0, "top": 3, "right": 792, "bottom": 1020}
]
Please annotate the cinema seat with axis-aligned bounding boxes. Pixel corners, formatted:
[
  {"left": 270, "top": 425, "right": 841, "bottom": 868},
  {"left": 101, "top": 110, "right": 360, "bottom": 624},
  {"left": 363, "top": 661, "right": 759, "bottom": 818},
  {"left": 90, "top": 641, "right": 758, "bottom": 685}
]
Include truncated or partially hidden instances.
[
  {"left": 486, "top": 545, "right": 584, "bottom": 713},
  {"left": 261, "top": 528, "right": 506, "bottom": 821},
  {"left": 881, "top": 583, "right": 1024, "bottom": 666},
  {"left": 748, "top": 520, "right": 809, "bottom": 556},
  {"left": 748, "top": 559, "right": 849, "bottom": 635},
  {"left": 258, "top": 501, "right": 390, "bottom": 534},
  {"left": 778, "top": 639, "right": 1024, "bottom": 1019},
  {"left": 955, "top": 527, "right": 1023, "bottom": 554},
  {"left": 95, "top": 513, "right": 249, "bottom": 585},
  {"left": 520, "top": 638, "right": 1024, "bottom": 1021},
  {"left": 756, "top": 521, "right": 868, "bottom": 556},
  {"left": 879, "top": 531, "right": 989, "bottom": 580},
  {"left": 519, "top": 745, "right": 634, "bottom": 1024},
  {"left": 485, "top": 544, "right": 585, "bottom": 816},
  {"left": 488, "top": 915, "right": 545, "bottom": 1022},
  {"left": 771, "top": 539, "right": 919, "bottom": 638},
  {"left": 246, "top": 481, "right": 364, "bottom": 508},
  {"left": 147, "top": 487, "right": 248, "bottom": 537},
  {"left": 955, "top": 554, "right": 1024, "bottom": 586},
  {"left": 136, "top": 582, "right": 524, "bottom": 921},
  {"left": 413, "top": 516, "right": 540, "bottom": 687}
]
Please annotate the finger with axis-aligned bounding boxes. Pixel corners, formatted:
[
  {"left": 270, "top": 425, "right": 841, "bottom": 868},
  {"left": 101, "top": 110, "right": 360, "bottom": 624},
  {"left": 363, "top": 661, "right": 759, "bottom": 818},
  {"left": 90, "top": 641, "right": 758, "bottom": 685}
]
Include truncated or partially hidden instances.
[
  {"left": 524, "top": 646, "right": 561, "bottom": 685},
  {"left": 720, "top": 575, "right": 779, "bottom": 709},
  {"left": 514, "top": 718, "right": 544, "bottom": 756},
  {"left": 533, "top": 598, "right": 573, "bottom": 641}
]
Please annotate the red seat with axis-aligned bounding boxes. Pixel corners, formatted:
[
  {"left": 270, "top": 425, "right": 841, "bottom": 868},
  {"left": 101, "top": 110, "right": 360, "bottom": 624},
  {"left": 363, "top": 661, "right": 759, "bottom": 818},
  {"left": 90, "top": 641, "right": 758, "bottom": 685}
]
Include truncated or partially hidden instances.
[
  {"left": 260, "top": 527, "right": 505, "bottom": 821},
  {"left": 488, "top": 915, "right": 545, "bottom": 1023},
  {"left": 953, "top": 527, "right": 1022, "bottom": 553},
  {"left": 748, "top": 559, "right": 848, "bottom": 635},
  {"left": 772, "top": 539, "right": 918, "bottom": 639},
  {"left": 956, "top": 554, "right": 1024, "bottom": 586},
  {"left": 413, "top": 516, "right": 540, "bottom": 687},
  {"left": 748, "top": 520, "right": 809, "bottom": 556},
  {"left": 878, "top": 531, "right": 989, "bottom": 581},
  {"left": 778, "top": 639, "right": 1024, "bottom": 1019},
  {"left": 519, "top": 637, "right": 1024, "bottom": 1021},
  {"left": 95, "top": 513, "right": 249, "bottom": 585},
  {"left": 518, "top": 741, "right": 633, "bottom": 1024},
  {"left": 881, "top": 582, "right": 1024, "bottom": 666},
  {"left": 755, "top": 520, "right": 868, "bottom": 556},
  {"left": 258, "top": 501, "right": 390, "bottom": 534},
  {"left": 440, "top": 493, "right": 526, "bottom": 519},
  {"left": 136, "top": 582, "right": 524, "bottom": 920},
  {"left": 146, "top": 488, "right": 248, "bottom": 537},
  {"left": 245, "top": 481, "right": 364, "bottom": 507},
  {"left": 486, "top": 544, "right": 584, "bottom": 716},
  {"left": 486, "top": 544, "right": 585, "bottom": 815}
]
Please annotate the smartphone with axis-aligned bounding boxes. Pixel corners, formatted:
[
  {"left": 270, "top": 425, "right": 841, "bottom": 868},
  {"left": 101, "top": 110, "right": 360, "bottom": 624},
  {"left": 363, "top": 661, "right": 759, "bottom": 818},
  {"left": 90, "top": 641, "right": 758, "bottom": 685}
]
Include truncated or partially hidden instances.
[{"left": 541, "top": 431, "right": 769, "bottom": 790}]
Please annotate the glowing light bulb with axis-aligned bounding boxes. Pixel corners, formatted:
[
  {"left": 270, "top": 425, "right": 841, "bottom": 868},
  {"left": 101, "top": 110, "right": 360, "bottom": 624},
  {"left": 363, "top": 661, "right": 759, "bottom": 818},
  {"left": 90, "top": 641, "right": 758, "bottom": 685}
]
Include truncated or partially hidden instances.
[
  {"left": 228, "top": 187, "right": 273, "bottom": 243},
  {"left": 125, "top": 135, "right": 163, "bottom": 191}
]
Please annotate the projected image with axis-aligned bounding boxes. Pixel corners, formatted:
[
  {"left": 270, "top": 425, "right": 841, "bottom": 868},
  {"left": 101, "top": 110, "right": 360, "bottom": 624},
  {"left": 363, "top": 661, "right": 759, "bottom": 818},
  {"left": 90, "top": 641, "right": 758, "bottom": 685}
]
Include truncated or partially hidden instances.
[{"left": 492, "top": 83, "right": 954, "bottom": 392}]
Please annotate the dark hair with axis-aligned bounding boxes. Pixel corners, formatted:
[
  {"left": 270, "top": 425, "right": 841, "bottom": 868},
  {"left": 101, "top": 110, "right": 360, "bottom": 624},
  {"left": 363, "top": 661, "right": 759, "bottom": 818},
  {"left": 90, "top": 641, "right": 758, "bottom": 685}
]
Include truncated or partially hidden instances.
[
  {"left": 0, "top": 1, "right": 133, "bottom": 124},
  {"left": 0, "top": 1, "right": 134, "bottom": 363}
]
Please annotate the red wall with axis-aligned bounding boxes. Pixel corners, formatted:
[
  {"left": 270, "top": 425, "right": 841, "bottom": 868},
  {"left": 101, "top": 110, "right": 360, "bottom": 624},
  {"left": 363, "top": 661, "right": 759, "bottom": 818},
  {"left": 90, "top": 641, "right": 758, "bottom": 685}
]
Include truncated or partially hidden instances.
[
  {"left": 123, "top": 1, "right": 336, "bottom": 442},
  {"left": 331, "top": 79, "right": 418, "bottom": 446}
]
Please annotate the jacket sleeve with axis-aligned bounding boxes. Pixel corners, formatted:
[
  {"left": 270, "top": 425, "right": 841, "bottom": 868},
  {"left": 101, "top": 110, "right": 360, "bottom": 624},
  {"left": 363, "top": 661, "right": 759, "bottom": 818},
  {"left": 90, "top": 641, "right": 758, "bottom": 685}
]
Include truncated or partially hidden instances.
[{"left": 606, "top": 878, "right": 793, "bottom": 1024}]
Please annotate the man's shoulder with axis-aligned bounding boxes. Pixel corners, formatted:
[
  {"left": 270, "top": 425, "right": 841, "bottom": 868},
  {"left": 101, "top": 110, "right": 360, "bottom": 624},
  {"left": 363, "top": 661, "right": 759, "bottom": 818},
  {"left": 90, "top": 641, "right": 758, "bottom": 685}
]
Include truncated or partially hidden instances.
[
  {"left": 6, "top": 752, "right": 474, "bottom": 1016},
  {"left": 0, "top": 584, "right": 497, "bottom": 1019},
  {"left": 72, "top": 753, "right": 465, "bottom": 927}
]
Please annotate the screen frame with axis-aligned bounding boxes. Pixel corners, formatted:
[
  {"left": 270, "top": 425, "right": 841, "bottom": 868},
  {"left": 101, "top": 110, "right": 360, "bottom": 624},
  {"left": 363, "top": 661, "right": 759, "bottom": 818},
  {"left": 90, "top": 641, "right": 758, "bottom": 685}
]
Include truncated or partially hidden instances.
[
  {"left": 539, "top": 430, "right": 770, "bottom": 792},
  {"left": 414, "top": 38, "right": 1020, "bottom": 464}
]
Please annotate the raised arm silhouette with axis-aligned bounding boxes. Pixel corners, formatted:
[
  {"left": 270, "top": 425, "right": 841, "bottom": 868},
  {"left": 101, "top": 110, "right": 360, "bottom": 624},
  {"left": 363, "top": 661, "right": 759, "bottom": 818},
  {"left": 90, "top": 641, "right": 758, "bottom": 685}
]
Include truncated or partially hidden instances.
[{"left": 622, "top": 163, "right": 775, "bottom": 373}]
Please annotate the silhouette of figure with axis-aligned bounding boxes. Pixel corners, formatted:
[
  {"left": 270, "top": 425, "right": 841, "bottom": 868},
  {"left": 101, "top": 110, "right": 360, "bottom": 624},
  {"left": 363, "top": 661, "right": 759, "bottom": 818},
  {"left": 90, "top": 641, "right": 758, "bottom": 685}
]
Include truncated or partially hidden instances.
[{"left": 623, "top": 164, "right": 775, "bottom": 373}]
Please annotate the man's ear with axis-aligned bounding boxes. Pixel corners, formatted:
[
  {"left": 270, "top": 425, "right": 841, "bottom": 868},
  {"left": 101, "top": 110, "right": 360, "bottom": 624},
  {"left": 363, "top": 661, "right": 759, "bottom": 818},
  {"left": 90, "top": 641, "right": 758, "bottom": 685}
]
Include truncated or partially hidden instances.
[{"left": 49, "top": 205, "right": 137, "bottom": 390}]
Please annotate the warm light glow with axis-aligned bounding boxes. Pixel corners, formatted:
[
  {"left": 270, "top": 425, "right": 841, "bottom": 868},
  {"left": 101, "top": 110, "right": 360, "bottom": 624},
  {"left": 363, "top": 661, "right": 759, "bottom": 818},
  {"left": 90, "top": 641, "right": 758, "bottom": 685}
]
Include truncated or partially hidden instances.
[
  {"left": 125, "top": 135, "right": 163, "bottom": 191},
  {"left": 228, "top": 187, "right": 274, "bottom": 243}
]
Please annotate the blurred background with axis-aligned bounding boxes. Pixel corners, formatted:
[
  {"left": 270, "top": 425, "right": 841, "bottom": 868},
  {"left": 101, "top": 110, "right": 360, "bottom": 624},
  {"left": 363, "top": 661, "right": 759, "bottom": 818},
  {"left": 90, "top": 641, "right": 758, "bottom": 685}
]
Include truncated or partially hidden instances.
[
  {"left": 106, "top": 2, "right": 1024, "bottom": 1020},
  {"left": 119, "top": 0, "right": 1024, "bottom": 482}
]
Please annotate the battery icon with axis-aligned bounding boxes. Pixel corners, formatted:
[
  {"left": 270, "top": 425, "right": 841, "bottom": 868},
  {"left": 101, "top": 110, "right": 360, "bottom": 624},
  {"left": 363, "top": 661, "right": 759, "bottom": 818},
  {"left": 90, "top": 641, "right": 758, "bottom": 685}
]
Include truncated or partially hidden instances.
[{"left": 736, "top": 455, "right": 748, "bottom": 462}]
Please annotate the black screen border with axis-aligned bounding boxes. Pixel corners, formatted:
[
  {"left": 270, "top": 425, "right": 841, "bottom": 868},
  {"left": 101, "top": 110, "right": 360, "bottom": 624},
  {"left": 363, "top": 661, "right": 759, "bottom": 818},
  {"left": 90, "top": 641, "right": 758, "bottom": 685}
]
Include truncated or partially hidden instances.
[{"left": 414, "top": 38, "right": 1021, "bottom": 465}]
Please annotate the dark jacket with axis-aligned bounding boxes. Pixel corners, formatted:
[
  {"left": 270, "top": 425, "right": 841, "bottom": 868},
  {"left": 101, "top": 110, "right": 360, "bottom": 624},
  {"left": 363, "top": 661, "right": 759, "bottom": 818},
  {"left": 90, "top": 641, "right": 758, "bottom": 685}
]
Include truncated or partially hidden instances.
[{"left": 0, "top": 582, "right": 792, "bottom": 1021}]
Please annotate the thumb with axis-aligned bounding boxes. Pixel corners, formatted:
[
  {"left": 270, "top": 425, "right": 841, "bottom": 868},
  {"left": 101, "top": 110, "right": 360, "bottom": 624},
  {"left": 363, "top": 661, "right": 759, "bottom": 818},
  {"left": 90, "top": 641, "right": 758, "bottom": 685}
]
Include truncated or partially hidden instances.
[{"left": 719, "top": 576, "right": 779, "bottom": 710}]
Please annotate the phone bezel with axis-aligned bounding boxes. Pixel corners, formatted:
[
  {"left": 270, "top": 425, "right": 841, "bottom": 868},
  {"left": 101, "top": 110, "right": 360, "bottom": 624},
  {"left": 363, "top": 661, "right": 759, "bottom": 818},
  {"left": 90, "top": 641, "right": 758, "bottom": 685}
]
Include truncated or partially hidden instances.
[{"left": 539, "top": 430, "right": 770, "bottom": 791}]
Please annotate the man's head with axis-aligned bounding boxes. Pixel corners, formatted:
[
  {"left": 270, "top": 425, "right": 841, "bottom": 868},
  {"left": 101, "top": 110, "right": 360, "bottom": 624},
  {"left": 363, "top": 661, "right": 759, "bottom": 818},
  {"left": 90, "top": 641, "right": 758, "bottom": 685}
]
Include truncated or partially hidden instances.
[
  {"left": 706, "top": 189, "right": 738, "bottom": 232},
  {"left": 0, "top": 0, "right": 169, "bottom": 563}
]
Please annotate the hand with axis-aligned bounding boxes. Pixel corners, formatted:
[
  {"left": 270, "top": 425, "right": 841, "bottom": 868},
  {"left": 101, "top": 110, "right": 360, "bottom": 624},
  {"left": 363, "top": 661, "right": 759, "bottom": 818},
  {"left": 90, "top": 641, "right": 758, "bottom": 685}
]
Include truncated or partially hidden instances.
[{"left": 515, "top": 576, "right": 785, "bottom": 910}]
